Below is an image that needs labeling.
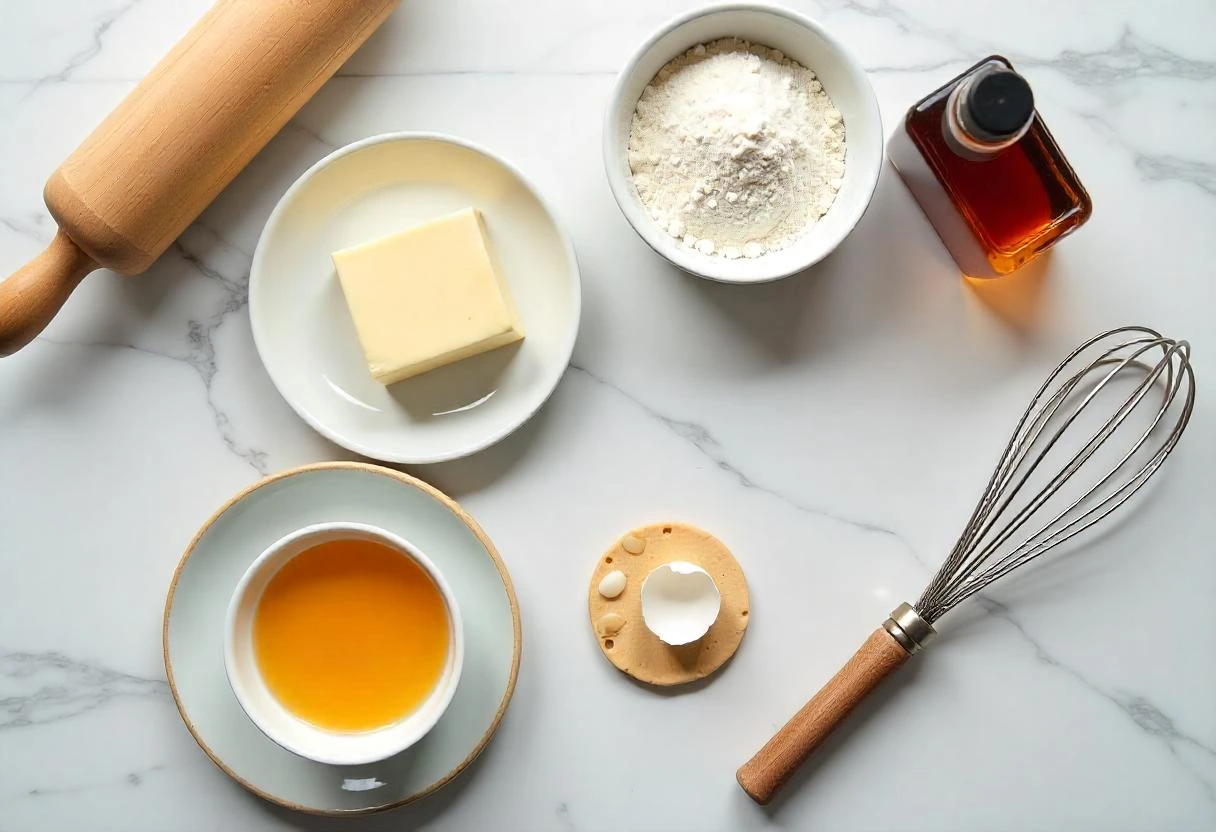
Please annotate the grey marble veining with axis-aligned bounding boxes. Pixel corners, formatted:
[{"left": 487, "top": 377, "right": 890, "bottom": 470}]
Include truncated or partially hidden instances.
[
  {"left": 977, "top": 599, "right": 1216, "bottom": 804},
  {"left": 1, "top": 650, "right": 168, "bottom": 731},
  {"left": 24, "top": 0, "right": 148, "bottom": 90},
  {"left": 34, "top": 224, "right": 270, "bottom": 475},
  {"left": 569, "top": 363, "right": 917, "bottom": 551},
  {"left": 0, "top": 1, "right": 1214, "bottom": 830}
]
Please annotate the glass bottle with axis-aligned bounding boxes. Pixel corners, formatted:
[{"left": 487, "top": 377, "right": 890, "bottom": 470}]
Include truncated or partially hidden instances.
[{"left": 887, "top": 56, "right": 1092, "bottom": 279}]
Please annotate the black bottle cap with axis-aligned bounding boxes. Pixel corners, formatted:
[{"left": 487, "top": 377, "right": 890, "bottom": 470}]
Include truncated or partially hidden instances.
[{"left": 963, "top": 69, "right": 1034, "bottom": 141}]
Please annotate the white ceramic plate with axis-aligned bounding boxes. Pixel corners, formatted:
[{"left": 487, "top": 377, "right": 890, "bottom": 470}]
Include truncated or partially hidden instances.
[
  {"left": 163, "top": 463, "right": 521, "bottom": 815},
  {"left": 250, "top": 133, "right": 581, "bottom": 463}
]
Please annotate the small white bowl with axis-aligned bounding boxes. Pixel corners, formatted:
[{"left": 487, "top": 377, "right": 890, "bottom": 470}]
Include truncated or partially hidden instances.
[
  {"left": 603, "top": 2, "right": 883, "bottom": 283},
  {"left": 224, "top": 522, "right": 464, "bottom": 766}
]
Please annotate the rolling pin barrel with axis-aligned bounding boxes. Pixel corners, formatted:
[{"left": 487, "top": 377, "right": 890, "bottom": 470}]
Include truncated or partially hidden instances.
[{"left": 0, "top": 0, "right": 399, "bottom": 356}]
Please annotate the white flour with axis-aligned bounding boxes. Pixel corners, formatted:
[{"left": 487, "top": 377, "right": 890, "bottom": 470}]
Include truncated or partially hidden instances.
[{"left": 628, "top": 39, "right": 846, "bottom": 259}]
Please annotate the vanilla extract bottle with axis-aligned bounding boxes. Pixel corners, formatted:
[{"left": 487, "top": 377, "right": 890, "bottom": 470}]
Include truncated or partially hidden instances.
[{"left": 888, "top": 56, "right": 1092, "bottom": 278}]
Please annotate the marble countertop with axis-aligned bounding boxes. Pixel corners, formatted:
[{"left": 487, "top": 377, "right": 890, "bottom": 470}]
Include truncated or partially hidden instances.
[{"left": 2, "top": 1, "right": 1214, "bottom": 830}]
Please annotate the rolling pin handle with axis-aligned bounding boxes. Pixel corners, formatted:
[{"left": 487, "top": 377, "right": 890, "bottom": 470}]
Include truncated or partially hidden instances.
[{"left": 0, "top": 230, "right": 97, "bottom": 356}]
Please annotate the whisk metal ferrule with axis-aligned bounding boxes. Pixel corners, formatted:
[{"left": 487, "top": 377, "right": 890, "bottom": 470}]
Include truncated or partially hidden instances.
[{"left": 883, "top": 603, "right": 936, "bottom": 654}]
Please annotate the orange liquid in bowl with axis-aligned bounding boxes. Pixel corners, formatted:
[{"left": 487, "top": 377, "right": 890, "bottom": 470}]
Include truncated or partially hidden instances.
[{"left": 252, "top": 537, "right": 451, "bottom": 732}]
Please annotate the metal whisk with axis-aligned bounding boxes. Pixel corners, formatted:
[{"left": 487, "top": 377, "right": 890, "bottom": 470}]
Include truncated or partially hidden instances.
[{"left": 737, "top": 326, "right": 1195, "bottom": 805}]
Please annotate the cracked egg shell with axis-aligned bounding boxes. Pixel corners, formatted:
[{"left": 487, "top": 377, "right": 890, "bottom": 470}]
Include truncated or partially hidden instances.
[{"left": 640, "top": 560, "right": 721, "bottom": 646}]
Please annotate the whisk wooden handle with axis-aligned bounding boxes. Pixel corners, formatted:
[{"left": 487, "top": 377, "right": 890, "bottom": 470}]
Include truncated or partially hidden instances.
[{"left": 737, "top": 628, "right": 910, "bottom": 804}]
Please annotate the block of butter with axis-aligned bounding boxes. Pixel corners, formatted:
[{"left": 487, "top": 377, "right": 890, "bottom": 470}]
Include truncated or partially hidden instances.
[{"left": 332, "top": 208, "right": 525, "bottom": 385}]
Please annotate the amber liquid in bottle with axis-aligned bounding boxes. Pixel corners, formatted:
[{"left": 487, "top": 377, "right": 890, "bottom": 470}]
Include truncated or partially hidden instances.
[{"left": 888, "top": 56, "right": 1092, "bottom": 278}]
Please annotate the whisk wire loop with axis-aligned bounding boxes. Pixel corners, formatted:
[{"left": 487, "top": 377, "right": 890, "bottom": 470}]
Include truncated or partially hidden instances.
[{"left": 915, "top": 327, "right": 1194, "bottom": 623}]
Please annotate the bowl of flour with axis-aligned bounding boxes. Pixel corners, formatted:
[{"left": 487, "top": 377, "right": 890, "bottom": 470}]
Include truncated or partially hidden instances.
[{"left": 604, "top": 3, "right": 882, "bottom": 283}]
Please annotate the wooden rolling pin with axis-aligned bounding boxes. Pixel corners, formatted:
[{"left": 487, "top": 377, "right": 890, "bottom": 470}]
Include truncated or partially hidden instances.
[{"left": 0, "top": 0, "right": 399, "bottom": 356}]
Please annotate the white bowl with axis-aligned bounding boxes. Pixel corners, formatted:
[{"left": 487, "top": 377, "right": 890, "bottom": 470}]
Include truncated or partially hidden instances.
[
  {"left": 224, "top": 521, "right": 464, "bottom": 766},
  {"left": 603, "top": 2, "right": 883, "bottom": 283},
  {"left": 250, "top": 133, "right": 581, "bottom": 464}
]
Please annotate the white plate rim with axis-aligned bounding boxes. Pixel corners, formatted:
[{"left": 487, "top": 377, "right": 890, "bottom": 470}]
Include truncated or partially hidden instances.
[
  {"left": 161, "top": 461, "right": 523, "bottom": 816},
  {"left": 249, "top": 131, "right": 583, "bottom": 464}
]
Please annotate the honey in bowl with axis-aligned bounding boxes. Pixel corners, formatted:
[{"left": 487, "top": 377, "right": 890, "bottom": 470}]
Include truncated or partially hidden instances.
[{"left": 252, "top": 537, "right": 451, "bottom": 733}]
